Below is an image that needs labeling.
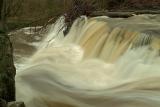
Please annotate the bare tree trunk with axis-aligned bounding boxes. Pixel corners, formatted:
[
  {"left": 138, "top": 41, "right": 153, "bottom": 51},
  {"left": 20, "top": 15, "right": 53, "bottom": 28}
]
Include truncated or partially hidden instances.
[{"left": 0, "top": 0, "right": 16, "bottom": 103}]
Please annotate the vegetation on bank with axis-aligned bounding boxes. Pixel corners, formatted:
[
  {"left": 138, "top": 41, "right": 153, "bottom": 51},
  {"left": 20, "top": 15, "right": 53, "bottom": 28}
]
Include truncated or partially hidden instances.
[{"left": 4, "top": 0, "right": 160, "bottom": 31}]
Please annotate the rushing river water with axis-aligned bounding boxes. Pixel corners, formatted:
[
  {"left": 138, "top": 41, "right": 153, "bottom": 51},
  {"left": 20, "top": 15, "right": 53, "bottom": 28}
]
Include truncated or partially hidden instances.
[{"left": 13, "top": 15, "right": 160, "bottom": 107}]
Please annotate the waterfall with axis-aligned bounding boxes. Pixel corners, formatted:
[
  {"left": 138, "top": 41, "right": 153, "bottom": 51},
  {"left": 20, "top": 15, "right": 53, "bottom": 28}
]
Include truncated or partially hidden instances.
[{"left": 16, "top": 15, "right": 160, "bottom": 107}]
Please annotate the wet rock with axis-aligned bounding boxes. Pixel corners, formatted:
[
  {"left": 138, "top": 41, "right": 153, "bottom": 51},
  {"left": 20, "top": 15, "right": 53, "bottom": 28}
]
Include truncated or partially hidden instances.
[
  {"left": 8, "top": 102, "right": 25, "bottom": 107},
  {"left": 0, "top": 99, "right": 7, "bottom": 107},
  {"left": 0, "top": 32, "right": 16, "bottom": 101}
]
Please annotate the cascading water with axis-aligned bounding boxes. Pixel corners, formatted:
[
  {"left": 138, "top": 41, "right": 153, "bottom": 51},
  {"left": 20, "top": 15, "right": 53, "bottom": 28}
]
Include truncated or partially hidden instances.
[{"left": 15, "top": 15, "right": 160, "bottom": 107}]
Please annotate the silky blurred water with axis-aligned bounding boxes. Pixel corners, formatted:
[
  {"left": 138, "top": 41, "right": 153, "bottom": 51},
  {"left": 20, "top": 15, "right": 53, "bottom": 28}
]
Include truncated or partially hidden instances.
[{"left": 15, "top": 15, "right": 160, "bottom": 107}]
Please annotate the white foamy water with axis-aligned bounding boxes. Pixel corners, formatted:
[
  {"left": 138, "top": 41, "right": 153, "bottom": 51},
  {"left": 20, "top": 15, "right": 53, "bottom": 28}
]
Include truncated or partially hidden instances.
[{"left": 15, "top": 15, "right": 160, "bottom": 107}]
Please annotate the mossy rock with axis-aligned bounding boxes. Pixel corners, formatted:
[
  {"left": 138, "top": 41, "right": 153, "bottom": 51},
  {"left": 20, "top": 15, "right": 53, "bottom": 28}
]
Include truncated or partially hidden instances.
[{"left": 0, "top": 33, "right": 16, "bottom": 102}]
